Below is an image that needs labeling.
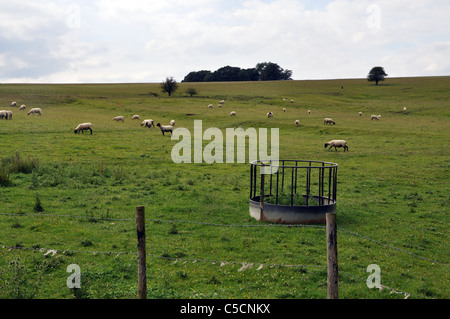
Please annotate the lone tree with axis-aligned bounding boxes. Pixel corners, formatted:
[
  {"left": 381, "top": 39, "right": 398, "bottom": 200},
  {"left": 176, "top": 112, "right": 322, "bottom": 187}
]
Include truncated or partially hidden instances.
[
  {"left": 367, "top": 66, "right": 388, "bottom": 85},
  {"left": 161, "top": 77, "right": 178, "bottom": 96}
]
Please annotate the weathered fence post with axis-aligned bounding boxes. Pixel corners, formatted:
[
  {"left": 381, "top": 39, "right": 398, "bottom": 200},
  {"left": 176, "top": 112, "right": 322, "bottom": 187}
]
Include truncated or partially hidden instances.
[
  {"left": 326, "top": 212, "right": 338, "bottom": 299},
  {"left": 136, "top": 205, "right": 147, "bottom": 299}
]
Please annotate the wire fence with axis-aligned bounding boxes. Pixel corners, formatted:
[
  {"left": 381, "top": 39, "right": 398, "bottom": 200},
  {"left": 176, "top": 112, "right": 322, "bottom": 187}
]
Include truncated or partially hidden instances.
[{"left": 0, "top": 211, "right": 448, "bottom": 299}]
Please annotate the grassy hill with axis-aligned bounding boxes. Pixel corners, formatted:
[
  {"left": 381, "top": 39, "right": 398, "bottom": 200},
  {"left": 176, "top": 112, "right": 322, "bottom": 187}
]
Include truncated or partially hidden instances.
[{"left": 0, "top": 76, "right": 448, "bottom": 299}]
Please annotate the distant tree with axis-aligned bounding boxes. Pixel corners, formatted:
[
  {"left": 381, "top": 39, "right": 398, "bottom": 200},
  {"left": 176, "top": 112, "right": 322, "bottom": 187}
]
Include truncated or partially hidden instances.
[
  {"left": 182, "top": 70, "right": 212, "bottom": 82},
  {"left": 367, "top": 66, "right": 388, "bottom": 85},
  {"left": 161, "top": 77, "right": 178, "bottom": 96},
  {"left": 185, "top": 88, "right": 198, "bottom": 97},
  {"left": 256, "top": 62, "right": 292, "bottom": 81},
  {"left": 237, "top": 68, "right": 259, "bottom": 81}
]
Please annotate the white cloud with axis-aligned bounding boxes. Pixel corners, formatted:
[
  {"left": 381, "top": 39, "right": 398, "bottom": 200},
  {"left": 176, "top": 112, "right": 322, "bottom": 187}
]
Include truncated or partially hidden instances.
[{"left": 0, "top": 0, "right": 449, "bottom": 83}]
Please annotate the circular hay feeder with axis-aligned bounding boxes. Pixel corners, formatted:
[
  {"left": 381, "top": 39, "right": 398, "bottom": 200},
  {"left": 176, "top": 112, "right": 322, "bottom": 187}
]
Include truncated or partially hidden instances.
[{"left": 249, "top": 160, "right": 338, "bottom": 224}]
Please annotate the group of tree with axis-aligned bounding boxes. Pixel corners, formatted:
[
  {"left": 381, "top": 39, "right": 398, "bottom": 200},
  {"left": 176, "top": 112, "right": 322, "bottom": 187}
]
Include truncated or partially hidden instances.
[{"left": 182, "top": 62, "right": 293, "bottom": 82}]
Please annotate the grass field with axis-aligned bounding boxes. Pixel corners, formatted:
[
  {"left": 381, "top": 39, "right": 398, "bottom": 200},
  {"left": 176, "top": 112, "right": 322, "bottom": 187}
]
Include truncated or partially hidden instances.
[{"left": 0, "top": 77, "right": 449, "bottom": 299}]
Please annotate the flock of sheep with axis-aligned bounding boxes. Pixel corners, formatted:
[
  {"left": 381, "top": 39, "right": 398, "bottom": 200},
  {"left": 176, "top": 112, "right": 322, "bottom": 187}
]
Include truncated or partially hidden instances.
[
  {"left": 3, "top": 98, "right": 408, "bottom": 153},
  {"left": 0, "top": 101, "right": 42, "bottom": 120}
]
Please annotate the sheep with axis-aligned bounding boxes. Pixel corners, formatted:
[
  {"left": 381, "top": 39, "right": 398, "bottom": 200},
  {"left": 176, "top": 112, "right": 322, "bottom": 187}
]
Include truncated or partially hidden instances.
[
  {"left": 267, "top": 112, "right": 273, "bottom": 118},
  {"left": 170, "top": 120, "right": 176, "bottom": 126},
  {"left": 403, "top": 107, "right": 407, "bottom": 112},
  {"left": 141, "top": 119, "right": 155, "bottom": 128},
  {"left": 282, "top": 108, "right": 286, "bottom": 112},
  {"left": 0, "top": 110, "right": 7, "bottom": 119},
  {"left": 208, "top": 104, "right": 213, "bottom": 109},
  {"left": 132, "top": 115, "right": 140, "bottom": 120},
  {"left": 290, "top": 99, "right": 294, "bottom": 103},
  {"left": 295, "top": 119, "right": 300, "bottom": 126},
  {"left": 219, "top": 100, "right": 225, "bottom": 104},
  {"left": 156, "top": 123, "right": 173, "bottom": 136},
  {"left": 6, "top": 111, "right": 12, "bottom": 120},
  {"left": 359, "top": 112, "right": 363, "bottom": 116},
  {"left": 307, "top": 110, "right": 311, "bottom": 114},
  {"left": 229, "top": 111, "right": 236, "bottom": 116},
  {"left": 324, "top": 118, "right": 335, "bottom": 125},
  {"left": 11, "top": 102, "right": 17, "bottom": 107},
  {"left": 218, "top": 104, "right": 223, "bottom": 108},
  {"left": 371, "top": 114, "right": 381, "bottom": 120},
  {"left": 113, "top": 116, "right": 124, "bottom": 122},
  {"left": 19, "top": 105, "right": 26, "bottom": 111},
  {"left": 324, "top": 140, "right": 348, "bottom": 152},
  {"left": 74, "top": 122, "right": 93, "bottom": 134},
  {"left": 27, "top": 108, "right": 41, "bottom": 116}
]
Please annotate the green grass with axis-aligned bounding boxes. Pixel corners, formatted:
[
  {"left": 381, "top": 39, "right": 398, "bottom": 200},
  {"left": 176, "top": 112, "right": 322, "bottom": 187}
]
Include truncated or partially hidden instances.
[{"left": 0, "top": 77, "right": 449, "bottom": 299}]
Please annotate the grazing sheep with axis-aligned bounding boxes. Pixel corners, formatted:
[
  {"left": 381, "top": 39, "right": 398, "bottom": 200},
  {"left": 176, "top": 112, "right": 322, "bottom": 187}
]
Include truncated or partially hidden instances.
[
  {"left": 170, "top": 120, "right": 176, "bottom": 126},
  {"left": 156, "top": 123, "right": 173, "bottom": 136},
  {"left": 27, "top": 108, "right": 41, "bottom": 116},
  {"left": 74, "top": 122, "right": 93, "bottom": 134},
  {"left": 0, "top": 110, "right": 7, "bottom": 119},
  {"left": 282, "top": 108, "right": 286, "bottom": 112},
  {"left": 113, "top": 116, "right": 124, "bottom": 122},
  {"left": 141, "top": 119, "right": 155, "bottom": 128},
  {"left": 219, "top": 100, "right": 225, "bottom": 104},
  {"left": 229, "top": 111, "right": 236, "bottom": 116},
  {"left": 403, "top": 107, "right": 407, "bottom": 112},
  {"left": 208, "top": 104, "right": 213, "bottom": 109},
  {"left": 267, "top": 112, "right": 273, "bottom": 118},
  {"left": 324, "top": 140, "right": 348, "bottom": 152},
  {"left": 11, "top": 102, "right": 17, "bottom": 107},
  {"left": 290, "top": 99, "right": 294, "bottom": 103},
  {"left": 6, "top": 111, "right": 12, "bottom": 120},
  {"left": 324, "top": 118, "right": 335, "bottom": 125},
  {"left": 371, "top": 114, "right": 381, "bottom": 120},
  {"left": 19, "top": 105, "right": 26, "bottom": 110},
  {"left": 218, "top": 104, "right": 223, "bottom": 108},
  {"left": 308, "top": 110, "right": 311, "bottom": 114},
  {"left": 132, "top": 115, "right": 140, "bottom": 120},
  {"left": 295, "top": 119, "right": 300, "bottom": 126},
  {"left": 359, "top": 112, "right": 363, "bottom": 116}
]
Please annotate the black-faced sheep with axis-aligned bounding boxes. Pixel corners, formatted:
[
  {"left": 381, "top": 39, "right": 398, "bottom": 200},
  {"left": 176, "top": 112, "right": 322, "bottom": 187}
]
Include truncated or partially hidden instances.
[
  {"left": 230, "top": 111, "right": 236, "bottom": 116},
  {"left": 359, "top": 112, "right": 363, "bottom": 116},
  {"left": 156, "top": 123, "right": 173, "bottom": 136},
  {"left": 267, "top": 112, "right": 273, "bottom": 118},
  {"left": 324, "top": 140, "right": 348, "bottom": 152},
  {"left": 19, "top": 105, "right": 26, "bottom": 111},
  {"left": 141, "top": 119, "right": 155, "bottom": 128},
  {"left": 11, "top": 102, "right": 17, "bottom": 107},
  {"left": 74, "top": 123, "right": 93, "bottom": 134},
  {"left": 132, "top": 115, "right": 140, "bottom": 120},
  {"left": 27, "top": 108, "right": 41, "bottom": 116},
  {"left": 170, "top": 120, "right": 176, "bottom": 126},
  {"left": 113, "top": 116, "right": 124, "bottom": 122},
  {"left": 324, "top": 118, "right": 335, "bottom": 125},
  {"left": 0, "top": 110, "right": 7, "bottom": 119},
  {"left": 295, "top": 119, "right": 300, "bottom": 126},
  {"left": 371, "top": 114, "right": 381, "bottom": 120}
]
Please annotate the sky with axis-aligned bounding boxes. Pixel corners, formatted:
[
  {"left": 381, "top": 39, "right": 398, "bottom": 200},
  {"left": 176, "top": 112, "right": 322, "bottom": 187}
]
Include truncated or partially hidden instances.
[{"left": 0, "top": 0, "right": 449, "bottom": 83}]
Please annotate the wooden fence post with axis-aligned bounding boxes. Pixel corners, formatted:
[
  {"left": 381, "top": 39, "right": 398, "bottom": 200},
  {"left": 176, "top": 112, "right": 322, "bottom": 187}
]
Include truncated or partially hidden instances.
[
  {"left": 136, "top": 205, "right": 147, "bottom": 299},
  {"left": 326, "top": 212, "right": 338, "bottom": 299}
]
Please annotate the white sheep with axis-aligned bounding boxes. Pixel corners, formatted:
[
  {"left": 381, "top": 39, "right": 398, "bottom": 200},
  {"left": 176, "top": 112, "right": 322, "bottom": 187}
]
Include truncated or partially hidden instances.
[
  {"left": 230, "top": 111, "right": 236, "bottom": 116},
  {"left": 403, "top": 107, "right": 407, "bottom": 112},
  {"left": 295, "top": 119, "right": 300, "bottom": 126},
  {"left": 0, "top": 110, "right": 7, "bottom": 119},
  {"left": 307, "top": 110, "right": 311, "bottom": 114},
  {"left": 324, "top": 140, "right": 348, "bottom": 152},
  {"left": 218, "top": 104, "right": 223, "bottom": 108},
  {"left": 156, "top": 123, "right": 173, "bottom": 136},
  {"left": 6, "top": 110, "right": 12, "bottom": 120},
  {"left": 74, "top": 122, "right": 93, "bottom": 134},
  {"left": 132, "top": 115, "right": 140, "bottom": 120},
  {"left": 27, "top": 108, "right": 41, "bottom": 116},
  {"left": 208, "top": 104, "right": 213, "bottom": 109},
  {"left": 170, "top": 120, "right": 176, "bottom": 126},
  {"left": 290, "top": 99, "right": 294, "bottom": 103},
  {"left": 141, "top": 119, "right": 155, "bottom": 128},
  {"left": 267, "top": 112, "right": 273, "bottom": 118},
  {"left": 371, "top": 114, "right": 381, "bottom": 120},
  {"left": 11, "top": 102, "right": 17, "bottom": 107},
  {"left": 19, "top": 105, "right": 26, "bottom": 110},
  {"left": 324, "top": 118, "right": 335, "bottom": 125},
  {"left": 359, "top": 112, "right": 363, "bottom": 116},
  {"left": 113, "top": 116, "right": 124, "bottom": 122},
  {"left": 282, "top": 108, "right": 286, "bottom": 112},
  {"left": 219, "top": 100, "right": 225, "bottom": 104}
]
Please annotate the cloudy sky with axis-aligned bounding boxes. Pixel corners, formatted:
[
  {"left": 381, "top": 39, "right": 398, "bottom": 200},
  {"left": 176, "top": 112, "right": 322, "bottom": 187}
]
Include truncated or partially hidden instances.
[{"left": 1, "top": 0, "right": 449, "bottom": 83}]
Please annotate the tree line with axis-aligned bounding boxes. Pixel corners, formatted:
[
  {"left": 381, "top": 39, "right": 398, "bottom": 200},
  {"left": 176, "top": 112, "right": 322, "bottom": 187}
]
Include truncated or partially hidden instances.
[{"left": 182, "top": 62, "right": 293, "bottom": 82}]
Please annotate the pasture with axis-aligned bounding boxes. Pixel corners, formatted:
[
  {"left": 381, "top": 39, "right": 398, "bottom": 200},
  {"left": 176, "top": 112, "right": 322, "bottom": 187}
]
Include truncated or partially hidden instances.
[{"left": 0, "top": 77, "right": 449, "bottom": 299}]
